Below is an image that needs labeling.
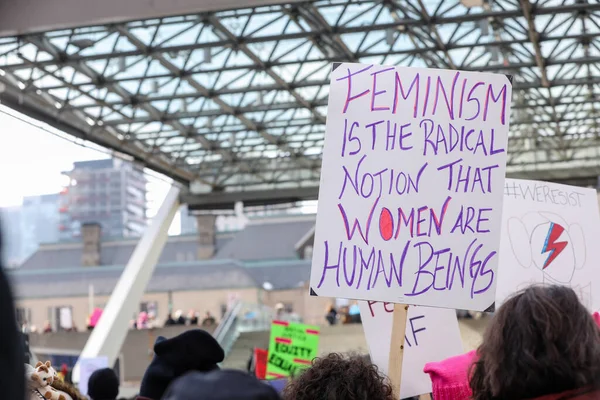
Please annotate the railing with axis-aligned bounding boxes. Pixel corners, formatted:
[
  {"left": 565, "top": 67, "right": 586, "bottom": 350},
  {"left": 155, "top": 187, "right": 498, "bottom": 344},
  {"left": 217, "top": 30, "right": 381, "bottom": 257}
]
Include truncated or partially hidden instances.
[
  {"left": 236, "top": 303, "right": 274, "bottom": 333},
  {"left": 213, "top": 301, "right": 243, "bottom": 356},
  {"left": 213, "top": 301, "right": 274, "bottom": 358}
]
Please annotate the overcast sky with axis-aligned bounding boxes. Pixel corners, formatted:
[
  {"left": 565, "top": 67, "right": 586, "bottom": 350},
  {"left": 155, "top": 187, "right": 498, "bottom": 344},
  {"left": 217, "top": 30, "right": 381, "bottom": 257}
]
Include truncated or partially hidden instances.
[{"left": 0, "top": 105, "right": 179, "bottom": 231}]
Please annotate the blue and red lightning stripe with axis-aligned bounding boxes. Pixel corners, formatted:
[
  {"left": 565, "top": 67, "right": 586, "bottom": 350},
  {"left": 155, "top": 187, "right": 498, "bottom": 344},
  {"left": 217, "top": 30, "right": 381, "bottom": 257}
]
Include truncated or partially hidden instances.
[{"left": 541, "top": 223, "right": 568, "bottom": 269}]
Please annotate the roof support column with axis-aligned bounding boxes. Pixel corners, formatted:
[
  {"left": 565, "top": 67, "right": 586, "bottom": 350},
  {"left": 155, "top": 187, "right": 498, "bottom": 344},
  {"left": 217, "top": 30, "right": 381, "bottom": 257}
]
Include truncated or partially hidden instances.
[
  {"left": 72, "top": 186, "right": 180, "bottom": 383},
  {"left": 196, "top": 214, "right": 216, "bottom": 259}
]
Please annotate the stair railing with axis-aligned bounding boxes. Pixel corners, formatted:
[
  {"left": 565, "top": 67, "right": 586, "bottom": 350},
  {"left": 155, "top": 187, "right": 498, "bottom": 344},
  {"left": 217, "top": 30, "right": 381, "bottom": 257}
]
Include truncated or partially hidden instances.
[
  {"left": 214, "top": 302, "right": 275, "bottom": 358},
  {"left": 214, "top": 300, "right": 244, "bottom": 356}
]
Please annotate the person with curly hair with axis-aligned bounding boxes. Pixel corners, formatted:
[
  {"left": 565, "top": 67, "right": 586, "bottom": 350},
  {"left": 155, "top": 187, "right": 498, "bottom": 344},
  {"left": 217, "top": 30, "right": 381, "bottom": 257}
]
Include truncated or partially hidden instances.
[
  {"left": 426, "top": 285, "right": 600, "bottom": 400},
  {"left": 281, "top": 353, "right": 395, "bottom": 400}
]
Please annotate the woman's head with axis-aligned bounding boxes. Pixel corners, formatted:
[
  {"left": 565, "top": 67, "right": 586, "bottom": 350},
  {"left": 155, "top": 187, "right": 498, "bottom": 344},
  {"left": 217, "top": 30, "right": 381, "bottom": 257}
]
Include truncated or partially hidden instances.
[
  {"left": 470, "top": 285, "right": 600, "bottom": 400},
  {"left": 282, "top": 353, "right": 394, "bottom": 400}
]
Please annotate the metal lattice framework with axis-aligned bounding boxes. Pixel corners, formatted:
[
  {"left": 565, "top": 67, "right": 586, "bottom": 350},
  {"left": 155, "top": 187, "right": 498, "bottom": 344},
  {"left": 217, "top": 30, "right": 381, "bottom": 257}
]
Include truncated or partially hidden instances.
[{"left": 1, "top": 0, "right": 600, "bottom": 207}]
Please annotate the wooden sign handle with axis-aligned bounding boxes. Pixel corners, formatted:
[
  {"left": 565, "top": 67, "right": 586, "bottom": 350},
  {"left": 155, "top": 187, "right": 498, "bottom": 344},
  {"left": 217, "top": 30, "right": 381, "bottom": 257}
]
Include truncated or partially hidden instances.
[{"left": 387, "top": 304, "right": 409, "bottom": 398}]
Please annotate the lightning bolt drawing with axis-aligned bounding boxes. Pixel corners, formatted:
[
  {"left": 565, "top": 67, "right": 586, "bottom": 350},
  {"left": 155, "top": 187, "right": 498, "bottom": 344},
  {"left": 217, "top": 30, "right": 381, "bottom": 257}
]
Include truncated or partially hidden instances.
[{"left": 541, "top": 223, "right": 568, "bottom": 269}]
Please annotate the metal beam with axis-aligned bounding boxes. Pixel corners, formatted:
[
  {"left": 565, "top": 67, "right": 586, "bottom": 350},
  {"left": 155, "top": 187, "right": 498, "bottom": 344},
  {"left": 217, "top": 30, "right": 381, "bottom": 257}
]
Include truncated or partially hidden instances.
[
  {"left": 0, "top": 0, "right": 304, "bottom": 37},
  {"left": 115, "top": 24, "right": 317, "bottom": 178},
  {"left": 72, "top": 186, "right": 180, "bottom": 384},
  {"left": 1, "top": 0, "right": 599, "bottom": 194},
  {"left": 183, "top": 186, "right": 319, "bottom": 210},
  {"left": 6, "top": 31, "right": 596, "bottom": 72},
  {"left": 0, "top": 78, "right": 195, "bottom": 185}
]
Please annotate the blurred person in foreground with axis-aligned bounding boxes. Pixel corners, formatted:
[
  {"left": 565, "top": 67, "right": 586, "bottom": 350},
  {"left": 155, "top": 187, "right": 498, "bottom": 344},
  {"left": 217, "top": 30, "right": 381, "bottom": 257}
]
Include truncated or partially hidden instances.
[
  {"left": 425, "top": 285, "right": 600, "bottom": 400},
  {"left": 162, "top": 369, "right": 279, "bottom": 400},
  {"left": 88, "top": 368, "right": 119, "bottom": 400},
  {"left": 282, "top": 353, "right": 394, "bottom": 400},
  {"left": 136, "top": 329, "right": 224, "bottom": 400},
  {"left": 0, "top": 220, "right": 25, "bottom": 400}
]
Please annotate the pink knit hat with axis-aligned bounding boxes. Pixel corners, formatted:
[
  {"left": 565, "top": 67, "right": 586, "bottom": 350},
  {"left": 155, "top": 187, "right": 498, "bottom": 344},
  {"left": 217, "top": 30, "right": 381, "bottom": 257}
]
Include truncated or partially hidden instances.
[
  {"left": 593, "top": 312, "right": 600, "bottom": 327},
  {"left": 422, "top": 313, "right": 600, "bottom": 400},
  {"left": 423, "top": 350, "right": 477, "bottom": 400}
]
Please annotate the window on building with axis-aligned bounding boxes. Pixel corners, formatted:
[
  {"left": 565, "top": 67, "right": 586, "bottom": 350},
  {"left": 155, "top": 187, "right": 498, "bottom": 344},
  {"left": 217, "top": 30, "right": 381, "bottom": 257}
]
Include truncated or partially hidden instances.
[
  {"left": 140, "top": 302, "right": 158, "bottom": 317},
  {"left": 16, "top": 307, "right": 31, "bottom": 326},
  {"left": 48, "top": 306, "right": 74, "bottom": 332}
]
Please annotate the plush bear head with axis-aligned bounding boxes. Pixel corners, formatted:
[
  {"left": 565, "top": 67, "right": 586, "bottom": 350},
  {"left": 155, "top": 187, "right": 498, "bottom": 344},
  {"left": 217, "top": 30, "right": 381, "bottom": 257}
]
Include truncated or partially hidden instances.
[{"left": 31, "top": 361, "right": 55, "bottom": 387}]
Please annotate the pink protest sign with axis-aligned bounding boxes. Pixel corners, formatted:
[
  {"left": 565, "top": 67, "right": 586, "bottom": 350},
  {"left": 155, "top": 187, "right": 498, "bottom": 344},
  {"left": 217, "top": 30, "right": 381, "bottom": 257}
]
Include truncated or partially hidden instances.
[
  {"left": 90, "top": 308, "right": 103, "bottom": 327},
  {"left": 309, "top": 63, "right": 512, "bottom": 311}
]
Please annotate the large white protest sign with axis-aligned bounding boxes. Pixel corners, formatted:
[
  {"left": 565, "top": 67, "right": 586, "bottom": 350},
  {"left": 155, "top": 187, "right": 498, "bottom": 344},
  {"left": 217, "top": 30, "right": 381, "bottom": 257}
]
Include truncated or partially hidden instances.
[
  {"left": 497, "top": 178, "right": 600, "bottom": 311},
  {"left": 359, "top": 301, "right": 463, "bottom": 399},
  {"left": 310, "top": 62, "right": 512, "bottom": 311}
]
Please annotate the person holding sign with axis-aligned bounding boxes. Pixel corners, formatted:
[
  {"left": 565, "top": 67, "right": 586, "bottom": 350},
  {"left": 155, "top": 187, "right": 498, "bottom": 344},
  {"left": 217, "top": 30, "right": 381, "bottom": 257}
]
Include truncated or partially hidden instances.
[{"left": 425, "top": 286, "right": 600, "bottom": 400}]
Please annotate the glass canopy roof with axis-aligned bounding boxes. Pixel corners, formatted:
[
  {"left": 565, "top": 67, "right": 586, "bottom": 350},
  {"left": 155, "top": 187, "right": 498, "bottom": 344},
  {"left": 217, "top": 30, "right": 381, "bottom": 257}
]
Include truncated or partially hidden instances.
[{"left": 1, "top": 0, "right": 599, "bottom": 202}]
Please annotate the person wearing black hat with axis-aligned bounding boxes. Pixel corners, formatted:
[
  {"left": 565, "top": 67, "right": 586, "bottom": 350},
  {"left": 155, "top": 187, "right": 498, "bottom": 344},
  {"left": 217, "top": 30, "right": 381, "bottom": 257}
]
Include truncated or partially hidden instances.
[
  {"left": 88, "top": 368, "right": 119, "bottom": 400},
  {"left": 137, "top": 329, "right": 224, "bottom": 400},
  {"left": 162, "top": 370, "right": 280, "bottom": 400}
]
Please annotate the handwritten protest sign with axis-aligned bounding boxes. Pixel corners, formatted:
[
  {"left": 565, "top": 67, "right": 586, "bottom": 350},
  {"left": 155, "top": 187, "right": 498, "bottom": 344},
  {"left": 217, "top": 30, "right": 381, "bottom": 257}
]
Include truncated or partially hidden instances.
[
  {"left": 310, "top": 63, "right": 512, "bottom": 311},
  {"left": 266, "top": 320, "right": 320, "bottom": 380},
  {"left": 497, "top": 178, "right": 600, "bottom": 311},
  {"left": 359, "top": 301, "right": 463, "bottom": 399}
]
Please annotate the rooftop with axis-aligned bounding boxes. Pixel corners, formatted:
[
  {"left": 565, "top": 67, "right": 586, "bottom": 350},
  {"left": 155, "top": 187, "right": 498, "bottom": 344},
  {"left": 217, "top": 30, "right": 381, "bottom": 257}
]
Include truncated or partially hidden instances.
[
  {"left": 11, "top": 213, "right": 316, "bottom": 297},
  {"left": 9, "top": 259, "right": 311, "bottom": 299}
]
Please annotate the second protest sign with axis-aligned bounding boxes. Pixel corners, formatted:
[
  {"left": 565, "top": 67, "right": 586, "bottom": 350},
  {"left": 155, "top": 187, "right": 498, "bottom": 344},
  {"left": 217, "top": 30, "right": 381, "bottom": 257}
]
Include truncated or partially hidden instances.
[{"left": 266, "top": 320, "right": 320, "bottom": 380}]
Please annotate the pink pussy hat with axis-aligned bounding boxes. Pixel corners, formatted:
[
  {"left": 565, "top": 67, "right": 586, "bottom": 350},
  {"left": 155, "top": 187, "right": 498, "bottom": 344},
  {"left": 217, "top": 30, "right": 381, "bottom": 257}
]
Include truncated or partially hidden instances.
[
  {"left": 593, "top": 312, "right": 600, "bottom": 327},
  {"left": 423, "top": 313, "right": 600, "bottom": 400},
  {"left": 424, "top": 350, "right": 477, "bottom": 400}
]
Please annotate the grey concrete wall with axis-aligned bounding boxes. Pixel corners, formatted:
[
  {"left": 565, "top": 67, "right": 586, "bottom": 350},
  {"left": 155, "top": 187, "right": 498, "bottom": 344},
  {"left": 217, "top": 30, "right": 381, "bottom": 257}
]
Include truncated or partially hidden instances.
[{"left": 31, "top": 325, "right": 216, "bottom": 381}]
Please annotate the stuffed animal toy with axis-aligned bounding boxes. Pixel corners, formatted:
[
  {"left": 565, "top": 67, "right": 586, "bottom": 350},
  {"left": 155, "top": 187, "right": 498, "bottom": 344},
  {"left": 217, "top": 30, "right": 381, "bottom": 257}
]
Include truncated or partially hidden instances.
[
  {"left": 30, "top": 361, "right": 57, "bottom": 388},
  {"left": 27, "top": 361, "right": 72, "bottom": 400}
]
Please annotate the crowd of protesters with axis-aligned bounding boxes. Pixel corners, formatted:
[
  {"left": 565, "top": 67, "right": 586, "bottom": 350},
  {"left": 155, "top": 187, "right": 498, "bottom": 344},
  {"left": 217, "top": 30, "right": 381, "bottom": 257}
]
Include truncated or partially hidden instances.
[{"left": 3, "top": 227, "right": 600, "bottom": 399}]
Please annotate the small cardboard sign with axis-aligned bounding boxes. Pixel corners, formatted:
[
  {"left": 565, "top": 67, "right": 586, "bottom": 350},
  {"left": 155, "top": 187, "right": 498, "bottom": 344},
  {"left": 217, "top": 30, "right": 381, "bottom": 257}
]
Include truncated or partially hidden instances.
[
  {"left": 266, "top": 320, "right": 320, "bottom": 380},
  {"left": 359, "top": 301, "right": 463, "bottom": 399}
]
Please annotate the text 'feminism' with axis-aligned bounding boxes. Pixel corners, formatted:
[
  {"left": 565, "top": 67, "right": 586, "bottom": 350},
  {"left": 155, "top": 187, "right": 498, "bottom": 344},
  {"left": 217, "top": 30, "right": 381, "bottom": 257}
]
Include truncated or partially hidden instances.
[{"left": 313, "top": 63, "right": 511, "bottom": 304}]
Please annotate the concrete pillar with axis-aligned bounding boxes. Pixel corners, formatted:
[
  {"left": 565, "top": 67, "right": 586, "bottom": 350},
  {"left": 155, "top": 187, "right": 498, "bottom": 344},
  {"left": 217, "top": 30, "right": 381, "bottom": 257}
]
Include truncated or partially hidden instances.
[
  {"left": 196, "top": 214, "right": 216, "bottom": 259},
  {"left": 81, "top": 223, "right": 101, "bottom": 266},
  {"left": 72, "top": 186, "right": 180, "bottom": 384}
]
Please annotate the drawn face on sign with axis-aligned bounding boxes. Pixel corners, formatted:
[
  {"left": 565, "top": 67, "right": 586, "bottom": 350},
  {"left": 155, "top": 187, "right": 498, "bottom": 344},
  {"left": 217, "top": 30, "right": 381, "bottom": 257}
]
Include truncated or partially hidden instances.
[{"left": 507, "top": 211, "right": 586, "bottom": 286}]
